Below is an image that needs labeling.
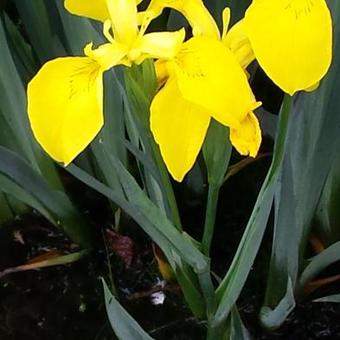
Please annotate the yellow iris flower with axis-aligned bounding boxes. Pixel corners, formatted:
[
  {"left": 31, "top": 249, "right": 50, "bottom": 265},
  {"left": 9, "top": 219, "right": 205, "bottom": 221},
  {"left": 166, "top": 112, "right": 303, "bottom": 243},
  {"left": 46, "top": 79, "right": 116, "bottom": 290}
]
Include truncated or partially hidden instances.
[
  {"left": 147, "top": 0, "right": 261, "bottom": 181},
  {"left": 27, "top": 0, "right": 185, "bottom": 165},
  {"left": 243, "top": 0, "right": 332, "bottom": 95},
  {"left": 147, "top": 0, "right": 332, "bottom": 181}
]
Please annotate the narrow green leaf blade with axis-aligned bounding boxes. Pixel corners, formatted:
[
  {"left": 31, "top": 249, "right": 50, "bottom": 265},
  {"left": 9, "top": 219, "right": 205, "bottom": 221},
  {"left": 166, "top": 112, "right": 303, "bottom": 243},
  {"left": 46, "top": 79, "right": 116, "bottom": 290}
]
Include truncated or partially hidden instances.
[
  {"left": 230, "top": 307, "right": 251, "bottom": 340},
  {"left": 299, "top": 241, "right": 340, "bottom": 288},
  {"left": 67, "top": 162, "right": 208, "bottom": 272},
  {"left": 214, "top": 96, "right": 292, "bottom": 326},
  {"left": 262, "top": 1, "right": 340, "bottom": 327},
  {"left": 102, "top": 279, "right": 154, "bottom": 340},
  {"left": 14, "top": 0, "right": 66, "bottom": 62},
  {"left": 260, "top": 279, "right": 295, "bottom": 330},
  {"left": 203, "top": 119, "right": 232, "bottom": 186},
  {"left": 314, "top": 294, "right": 340, "bottom": 303},
  {"left": 0, "top": 146, "right": 91, "bottom": 247}
]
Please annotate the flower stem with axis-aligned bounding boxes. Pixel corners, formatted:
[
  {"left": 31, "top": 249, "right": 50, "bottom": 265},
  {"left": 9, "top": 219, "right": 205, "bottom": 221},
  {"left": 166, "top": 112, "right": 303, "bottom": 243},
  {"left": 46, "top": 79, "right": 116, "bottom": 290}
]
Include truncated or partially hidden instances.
[
  {"left": 151, "top": 142, "right": 182, "bottom": 231},
  {"left": 202, "top": 183, "right": 220, "bottom": 256},
  {"left": 270, "top": 94, "right": 292, "bottom": 172}
]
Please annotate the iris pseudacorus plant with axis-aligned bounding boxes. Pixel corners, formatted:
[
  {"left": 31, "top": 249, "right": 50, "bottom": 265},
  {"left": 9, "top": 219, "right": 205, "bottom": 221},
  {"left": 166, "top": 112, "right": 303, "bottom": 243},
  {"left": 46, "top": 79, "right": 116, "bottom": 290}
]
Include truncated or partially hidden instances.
[{"left": 27, "top": 0, "right": 333, "bottom": 182}]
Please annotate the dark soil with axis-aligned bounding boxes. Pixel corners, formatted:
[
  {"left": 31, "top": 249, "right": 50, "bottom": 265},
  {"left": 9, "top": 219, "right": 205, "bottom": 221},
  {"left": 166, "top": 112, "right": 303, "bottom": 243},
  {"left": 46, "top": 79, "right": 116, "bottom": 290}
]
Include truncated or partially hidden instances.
[
  {"left": 1, "top": 150, "right": 340, "bottom": 340},
  {"left": 0, "top": 217, "right": 204, "bottom": 340}
]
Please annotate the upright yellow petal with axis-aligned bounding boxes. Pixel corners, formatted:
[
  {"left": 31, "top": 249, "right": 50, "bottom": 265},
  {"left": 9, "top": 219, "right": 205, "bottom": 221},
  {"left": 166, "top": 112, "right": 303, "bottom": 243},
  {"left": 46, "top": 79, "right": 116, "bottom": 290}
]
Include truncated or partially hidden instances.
[
  {"left": 27, "top": 57, "right": 104, "bottom": 165},
  {"left": 244, "top": 0, "right": 332, "bottom": 95},
  {"left": 172, "top": 36, "right": 260, "bottom": 128},
  {"left": 222, "top": 7, "right": 231, "bottom": 39},
  {"left": 135, "top": 29, "right": 185, "bottom": 63},
  {"left": 64, "top": 0, "right": 109, "bottom": 21},
  {"left": 106, "top": 0, "right": 138, "bottom": 45},
  {"left": 223, "top": 19, "right": 255, "bottom": 70},
  {"left": 84, "top": 42, "right": 127, "bottom": 70},
  {"left": 230, "top": 112, "right": 261, "bottom": 157},
  {"left": 145, "top": 0, "right": 220, "bottom": 39},
  {"left": 150, "top": 78, "right": 210, "bottom": 182},
  {"left": 64, "top": 0, "right": 142, "bottom": 22}
]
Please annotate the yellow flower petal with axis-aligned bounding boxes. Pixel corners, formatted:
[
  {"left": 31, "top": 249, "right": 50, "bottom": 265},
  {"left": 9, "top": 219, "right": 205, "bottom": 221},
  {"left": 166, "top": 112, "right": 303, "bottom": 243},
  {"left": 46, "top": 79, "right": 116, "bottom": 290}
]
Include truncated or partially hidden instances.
[
  {"left": 106, "top": 0, "right": 138, "bottom": 45},
  {"left": 84, "top": 42, "right": 127, "bottom": 70},
  {"left": 145, "top": 0, "right": 220, "bottom": 39},
  {"left": 150, "top": 78, "right": 210, "bottom": 182},
  {"left": 230, "top": 112, "right": 261, "bottom": 157},
  {"left": 64, "top": 0, "right": 142, "bottom": 22},
  {"left": 223, "top": 19, "right": 255, "bottom": 70},
  {"left": 244, "top": 0, "right": 332, "bottom": 95},
  {"left": 222, "top": 7, "right": 231, "bottom": 39},
  {"left": 27, "top": 57, "right": 104, "bottom": 165},
  {"left": 305, "top": 81, "right": 320, "bottom": 92},
  {"left": 135, "top": 29, "right": 185, "bottom": 63},
  {"left": 172, "top": 36, "right": 260, "bottom": 128},
  {"left": 64, "top": 0, "right": 109, "bottom": 22},
  {"left": 155, "top": 59, "right": 170, "bottom": 87}
]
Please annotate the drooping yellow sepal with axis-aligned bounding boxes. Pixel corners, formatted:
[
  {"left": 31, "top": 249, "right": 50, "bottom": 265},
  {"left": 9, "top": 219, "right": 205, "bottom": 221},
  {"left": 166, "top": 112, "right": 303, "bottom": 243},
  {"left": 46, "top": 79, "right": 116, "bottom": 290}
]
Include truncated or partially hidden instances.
[
  {"left": 150, "top": 35, "right": 263, "bottom": 181},
  {"left": 27, "top": 57, "right": 104, "bottom": 165},
  {"left": 230, "top": 112, "right": 261, "bottom": 157},
  {"left": 150, "top": 78, "right": 210, "bottom": 182},
  {"left": 172, "top": 36, "right": 260, "bottom": 128},
  {"left": 145, "top": 0, "right": 220, "bottom": 39},
  {"left": 244, "top": 0, "right": 332, "bottom": 95}
]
